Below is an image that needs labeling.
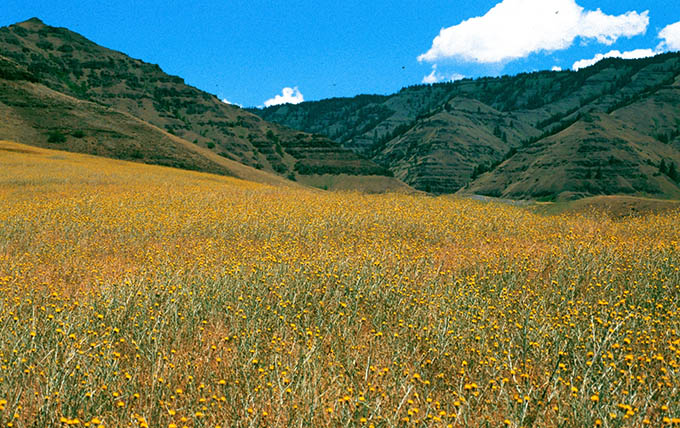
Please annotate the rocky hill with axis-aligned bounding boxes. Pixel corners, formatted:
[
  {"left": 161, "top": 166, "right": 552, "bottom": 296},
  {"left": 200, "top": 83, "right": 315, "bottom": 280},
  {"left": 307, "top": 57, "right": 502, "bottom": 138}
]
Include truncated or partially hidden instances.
[
  {"left": 0, "top": 18, "right": 399, "bottom": 189},
  {"left": 255, "top": 53, "right": 680, "bottom": 199}
]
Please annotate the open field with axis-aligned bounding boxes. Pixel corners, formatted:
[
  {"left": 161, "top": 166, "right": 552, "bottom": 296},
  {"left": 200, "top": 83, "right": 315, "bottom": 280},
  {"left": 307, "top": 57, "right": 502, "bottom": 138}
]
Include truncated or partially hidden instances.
[
  {"left": 0, "top": 140, "right": 679, "bottom": 427},
  {"left": 531, "top": 196, "right": 680, "bottom": 219}
]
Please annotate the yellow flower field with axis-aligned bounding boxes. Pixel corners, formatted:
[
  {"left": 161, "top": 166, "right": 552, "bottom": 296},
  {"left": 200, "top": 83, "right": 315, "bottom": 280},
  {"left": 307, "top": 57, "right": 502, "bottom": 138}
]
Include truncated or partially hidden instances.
[{"left": 0, "top": 141, "right": 678, "bottom": 427}]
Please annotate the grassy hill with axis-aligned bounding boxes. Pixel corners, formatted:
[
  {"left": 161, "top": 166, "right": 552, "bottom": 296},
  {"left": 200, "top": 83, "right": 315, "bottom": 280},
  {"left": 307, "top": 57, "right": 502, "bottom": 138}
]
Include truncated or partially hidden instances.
[
  {"left": 466, "top": 111, "right": 680, "bottom": 200},
  {"left": 1, "top": 139, "right": 678, "bottom": 427},
  {"left": 255, "top": 52, "right": 680, "bottom": 198},
  {"left": 531, "top": 195, "right": 680, "bottom": 218},
  {"left": 466, "top": 72, "right": 680, "bottom": 200},
  {"left": 0, "top": 59, "right": 298, "bottom": 187},
  {"left": 0, "top": 18, "right": 401, "bottom": 190}
]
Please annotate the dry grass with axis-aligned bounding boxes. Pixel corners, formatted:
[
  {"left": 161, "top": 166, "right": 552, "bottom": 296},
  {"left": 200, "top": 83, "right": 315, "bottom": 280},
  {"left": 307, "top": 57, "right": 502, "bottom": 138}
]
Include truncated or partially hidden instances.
[
  {"left": 534, "top": 195, "right": 680, "bottom": 219},
  {"left": 0, "top": 141, "right": 679, "bottom": 427}
]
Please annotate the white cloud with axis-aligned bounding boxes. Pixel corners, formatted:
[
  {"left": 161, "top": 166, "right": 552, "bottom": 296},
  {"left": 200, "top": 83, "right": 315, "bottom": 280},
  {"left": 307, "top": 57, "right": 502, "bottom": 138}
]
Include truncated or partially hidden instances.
[
  {"left": 422, "top": 65, "right": 465, "bottom": 84},
  {"left": 263, "top": 87, "right": 304, "bottom": 107},
  {"left": 422, "top": 67, "right": 440, "bottom": 84},
  {"left": 221, "top": 98, "right": 242, "bottom": 107},
  {"left": 572, "top": 48, "right": 656, "bottom": 70},
  {"left": 418, "top": 0, "right": 649, "bottom": 64},
  {"left": 552, "top": 66, "right": 562, "bottom": 71},
  {"left": 659, "top": 21, "right": 680, "bottom": 51},
  {"left": 570, "top": 20, "right": 680, "bottom": 71}
]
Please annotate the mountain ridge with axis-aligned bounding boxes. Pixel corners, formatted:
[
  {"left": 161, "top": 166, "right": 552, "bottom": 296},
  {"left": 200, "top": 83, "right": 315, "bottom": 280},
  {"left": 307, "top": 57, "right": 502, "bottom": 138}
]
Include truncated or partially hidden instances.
[
  {"left": 0, "top": 18, "right": 404, "bottom": 191},
  {"left": 255, "top": 52, "right": 680, "bottom": 199},
  {"left": 3, "top": 17, "right": 680, "bottom": 200}
]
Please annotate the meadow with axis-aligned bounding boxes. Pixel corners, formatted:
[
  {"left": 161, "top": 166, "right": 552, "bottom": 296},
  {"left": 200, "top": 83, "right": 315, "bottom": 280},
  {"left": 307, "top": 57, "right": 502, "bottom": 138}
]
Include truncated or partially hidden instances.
[{"left": 0, "top": 141, "right": 678, "bottom": 427}]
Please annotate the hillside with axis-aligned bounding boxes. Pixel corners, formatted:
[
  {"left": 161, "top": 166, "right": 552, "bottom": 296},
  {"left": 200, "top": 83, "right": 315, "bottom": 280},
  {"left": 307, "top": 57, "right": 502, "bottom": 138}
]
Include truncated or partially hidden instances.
[
  {"left": 466, "top": 71, "right": 680, "bottom": 200},
  {"left": 255, "top": 52, "right": 680, "bottom": 198},
  {"left": 532, "top": 195, "right": 680, "bottom": 218},
  {"left": 0, "top": 58, "right": 299, "bottom": 187},
  {"left": 1, "top": 139, "right": 678, "bottom": 427},
  {"left": 466, "top": 111, "right": 680, "bottom": 199},
  {"left": 0, "top": 18, "right": 399, "bottom": 189}
]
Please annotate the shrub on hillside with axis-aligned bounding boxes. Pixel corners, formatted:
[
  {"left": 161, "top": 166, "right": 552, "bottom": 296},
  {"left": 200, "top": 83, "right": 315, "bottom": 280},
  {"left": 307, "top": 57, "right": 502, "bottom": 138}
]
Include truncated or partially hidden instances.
[{"left": 47, "top": 130, "right": 66, "bottom": 143}]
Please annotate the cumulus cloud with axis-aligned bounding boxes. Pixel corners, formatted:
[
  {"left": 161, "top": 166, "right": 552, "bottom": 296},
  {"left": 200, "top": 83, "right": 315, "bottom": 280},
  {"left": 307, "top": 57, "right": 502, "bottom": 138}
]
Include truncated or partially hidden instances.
[
  {"left": 263, "top": 87, "right": 304, "bottom": 107},
  {"left": 572, "top": 48, "right": 657, "bottom": 70},
  {"left": 422, "top": 67, "right": 440, "bottom": 84},
  {"left": 221, "top": 98, "right": 242, "bottom": 107},
  {"left": 659, "top": 21, "right": 680, "bottom": 51},
  {"left": 422, "top": 65, "right": 465, "bottom": 84},
  {"left": 418, "top": 0, "right": 649, "bottom": 64},
  {"left": 551, "top": 66, "right": 563, "bottom": 71},
  {"left": 570, "top": 20, "right": 680, "bottom": 71}
]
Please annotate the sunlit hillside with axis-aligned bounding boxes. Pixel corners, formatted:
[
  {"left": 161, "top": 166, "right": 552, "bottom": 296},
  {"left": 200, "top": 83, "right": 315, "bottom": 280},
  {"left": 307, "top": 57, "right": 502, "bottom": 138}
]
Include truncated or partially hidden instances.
[{"left": 0, "top": 140, "right": 679, "bottom": 427}]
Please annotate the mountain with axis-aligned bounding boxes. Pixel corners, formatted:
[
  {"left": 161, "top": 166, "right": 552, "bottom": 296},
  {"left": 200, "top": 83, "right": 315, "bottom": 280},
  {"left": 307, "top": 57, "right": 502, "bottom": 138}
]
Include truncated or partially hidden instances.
[
  {"left": 254, "top": 52, "right": 680, "bottom": 199},
  {"left": 3, "top": 18, "right": 679, "bottom": 200},
  {"left": 466, "top": 111, "right": 680, "bottom": 200},
  {"left": 0, "top": 18, "right": 401, "bottom": 190},
  {"left": 0, "top": 55, "right": 298, "bottom": 186}
]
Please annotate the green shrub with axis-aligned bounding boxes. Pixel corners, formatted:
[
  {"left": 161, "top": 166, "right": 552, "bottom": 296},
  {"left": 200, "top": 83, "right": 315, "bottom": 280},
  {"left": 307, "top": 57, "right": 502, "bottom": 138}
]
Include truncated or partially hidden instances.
[
  {"left": 36, "top": 40, "right": 53, "bottom": 50},
  {"left": 47, "top": 130, "right": 67, "bottom": 143}
]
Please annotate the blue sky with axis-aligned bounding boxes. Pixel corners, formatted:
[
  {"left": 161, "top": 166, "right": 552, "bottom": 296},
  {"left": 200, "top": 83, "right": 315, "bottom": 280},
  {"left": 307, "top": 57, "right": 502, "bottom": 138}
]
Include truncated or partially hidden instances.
[{"left": 2, "top": 1, "right": 679, "bottom": 107}]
